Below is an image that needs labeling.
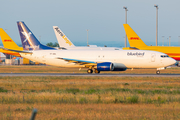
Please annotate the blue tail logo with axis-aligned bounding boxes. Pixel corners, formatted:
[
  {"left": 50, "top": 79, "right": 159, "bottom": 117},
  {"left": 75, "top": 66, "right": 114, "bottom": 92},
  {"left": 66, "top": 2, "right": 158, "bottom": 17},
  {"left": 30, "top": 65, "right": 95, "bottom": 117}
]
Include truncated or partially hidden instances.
[
  {"left": 17, "top": 21, "right": 55, "bottom": 50},
  {"left": 22, "top": 32, "right": 31, "bottom": 43}
]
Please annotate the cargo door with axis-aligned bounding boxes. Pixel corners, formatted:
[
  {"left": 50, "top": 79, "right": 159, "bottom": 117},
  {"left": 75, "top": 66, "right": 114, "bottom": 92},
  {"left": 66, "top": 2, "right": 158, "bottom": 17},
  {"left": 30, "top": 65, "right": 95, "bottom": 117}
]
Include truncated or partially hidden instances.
[{"left": 42, "top": 55, "right": 46, "bottom": 63}]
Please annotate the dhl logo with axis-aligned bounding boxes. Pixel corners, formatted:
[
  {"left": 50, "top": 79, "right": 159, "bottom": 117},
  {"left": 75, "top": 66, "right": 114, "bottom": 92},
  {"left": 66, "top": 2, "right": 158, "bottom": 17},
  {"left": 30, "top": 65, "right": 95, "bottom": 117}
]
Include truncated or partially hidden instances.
[
  {"left": 62, "top": 35, "right": 72, "bottom": 46},
  {"left": 4, "top": 39, "right": 12, "bottom": 42},
  {"left": 130, "top": 37, "right": 140, "bottom": 40}
]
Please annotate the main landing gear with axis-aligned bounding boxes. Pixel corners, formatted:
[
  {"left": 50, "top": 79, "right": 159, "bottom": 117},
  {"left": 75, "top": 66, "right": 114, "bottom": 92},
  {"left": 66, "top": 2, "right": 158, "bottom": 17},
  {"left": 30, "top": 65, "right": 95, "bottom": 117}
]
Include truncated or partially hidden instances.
[
  {"left": 87, "top": 69, "right": 100, "bottom": 74},
  {"left": 87, "top": 69, "right": 93, "bottom": 74},
  {"left": 94, "top": 69, "right": 100, "bottom": 74}
]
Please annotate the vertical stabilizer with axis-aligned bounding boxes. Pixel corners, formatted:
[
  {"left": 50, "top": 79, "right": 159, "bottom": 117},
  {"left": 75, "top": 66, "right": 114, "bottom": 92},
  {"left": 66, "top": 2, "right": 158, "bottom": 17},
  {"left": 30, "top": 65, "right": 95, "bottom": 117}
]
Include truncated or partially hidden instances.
[
  {"left": 53, "top": 26, "right": 75, "bottom": 48},
  {"left": 17, "top": 21, "right": 55, "bottom": 50},
  {"left": 0, "top": 28, "right": 22, "bottom": 50},
  {"left": 123, "top": 24, "right": 147, "bottom": 47}
]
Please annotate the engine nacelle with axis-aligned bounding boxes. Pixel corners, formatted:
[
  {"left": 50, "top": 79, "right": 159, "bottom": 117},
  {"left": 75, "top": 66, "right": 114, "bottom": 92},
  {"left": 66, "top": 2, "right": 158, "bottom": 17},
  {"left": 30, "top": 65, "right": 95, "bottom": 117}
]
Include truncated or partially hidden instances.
[
  {"left": 113, "top": 68, "right": 127, "bottom": 71},
  {"left": 97, "top": 62, "right": 114, "bottom": 71},
  {"left": 97, "top": 62, "right": 127, "bottom": 71}
]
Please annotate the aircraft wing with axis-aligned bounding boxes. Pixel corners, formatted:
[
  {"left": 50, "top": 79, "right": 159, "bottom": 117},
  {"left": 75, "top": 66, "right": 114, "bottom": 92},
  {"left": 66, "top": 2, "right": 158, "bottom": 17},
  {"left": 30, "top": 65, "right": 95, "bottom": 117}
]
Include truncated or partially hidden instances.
[
  {"left": 123, "top": 47, "right": 139, "bottom": 50},
  {"left": 57, "top": 57, "right": 97, "bottom": 66},
  {"left": 0, "top": 47, "right": 33, "bottom": 54}
]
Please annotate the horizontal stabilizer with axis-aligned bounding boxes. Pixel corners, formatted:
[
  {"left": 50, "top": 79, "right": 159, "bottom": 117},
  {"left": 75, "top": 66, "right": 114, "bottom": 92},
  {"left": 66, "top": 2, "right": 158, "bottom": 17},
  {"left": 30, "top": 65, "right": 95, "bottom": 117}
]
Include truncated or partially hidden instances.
[
  {"left": 123, "top": 47, "right": 139, "bottom": 50},
  {"left": 0, "top": 47, "right": 32, "bottom": 54}
]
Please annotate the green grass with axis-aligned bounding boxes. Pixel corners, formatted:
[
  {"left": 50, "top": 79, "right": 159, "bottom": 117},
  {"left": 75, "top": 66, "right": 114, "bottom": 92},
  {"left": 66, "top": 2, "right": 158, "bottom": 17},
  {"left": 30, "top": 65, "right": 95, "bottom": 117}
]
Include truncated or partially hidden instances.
[
  {"left": 0, "top": 87, "right": 8, "bottom": 92},
  {"left": 1, "top": 75, "right": 180, "bottom": 119},
  {"left": 0, "top": 76, "right": 180, "bottom": 104}
]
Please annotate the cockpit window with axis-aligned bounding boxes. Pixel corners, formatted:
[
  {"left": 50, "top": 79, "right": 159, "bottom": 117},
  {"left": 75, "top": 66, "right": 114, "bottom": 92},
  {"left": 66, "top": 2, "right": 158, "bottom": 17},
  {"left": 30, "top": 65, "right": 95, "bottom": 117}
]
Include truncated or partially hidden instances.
[{"left": 161, "top": 55, "right": 169, "bottom": 58}]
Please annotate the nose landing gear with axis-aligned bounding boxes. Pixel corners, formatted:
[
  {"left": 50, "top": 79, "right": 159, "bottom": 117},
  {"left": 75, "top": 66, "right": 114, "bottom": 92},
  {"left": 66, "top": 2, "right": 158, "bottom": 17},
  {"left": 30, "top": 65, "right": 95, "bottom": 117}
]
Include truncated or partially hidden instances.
[
  {"left": 156, "top": 67, "right": 165, "bottom": 74},
  {"left": 156, "top": 70, "right": 160, "bottom": 74}
]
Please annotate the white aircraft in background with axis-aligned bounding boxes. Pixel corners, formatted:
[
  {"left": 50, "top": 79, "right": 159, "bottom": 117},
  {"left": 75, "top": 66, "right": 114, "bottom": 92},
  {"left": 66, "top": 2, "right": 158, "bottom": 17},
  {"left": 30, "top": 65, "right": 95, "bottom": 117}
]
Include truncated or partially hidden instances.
[
  {"left": 3, "top": 21, "right": 175, "bottom": 74},
  {"left": 53, "top": 26, "right": 117, "bottom": 50},
  {"left": 53, "top": 26, "right": 75, "bottom": 48}
]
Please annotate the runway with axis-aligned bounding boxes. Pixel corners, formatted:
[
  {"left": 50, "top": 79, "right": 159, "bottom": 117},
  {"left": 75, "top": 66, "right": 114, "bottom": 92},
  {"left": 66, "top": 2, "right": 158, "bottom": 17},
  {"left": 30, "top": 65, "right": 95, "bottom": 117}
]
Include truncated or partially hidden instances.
[{"left": 0, "top": 73, "right": 180, "bottom": 77}]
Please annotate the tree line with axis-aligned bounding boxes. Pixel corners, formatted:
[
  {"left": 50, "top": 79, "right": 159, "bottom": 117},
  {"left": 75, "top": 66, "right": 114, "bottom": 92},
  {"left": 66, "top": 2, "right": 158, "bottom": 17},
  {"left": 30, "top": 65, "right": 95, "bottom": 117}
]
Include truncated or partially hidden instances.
[{"left": 46, "top": 42, "right": 59, "bottom": 47}]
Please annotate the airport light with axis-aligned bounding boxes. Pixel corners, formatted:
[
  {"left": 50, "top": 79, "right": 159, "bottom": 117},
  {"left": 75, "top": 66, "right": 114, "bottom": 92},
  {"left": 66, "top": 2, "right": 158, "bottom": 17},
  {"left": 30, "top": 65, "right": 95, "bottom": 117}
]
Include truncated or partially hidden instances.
[
  {"left": 169, "top": 36, "right": 171, "bottom": 46},
  {"left": 86, "top": 29, "right": 89, "bottom": 46},
  {"left": 154, "top": 4, "right": 158, "bottom": 46},
  {"left": 123, "top": 6, "right": 128, "bottom": 47},
  {"left": 162, "top": 36, "right": 164, "bottom": 46}
]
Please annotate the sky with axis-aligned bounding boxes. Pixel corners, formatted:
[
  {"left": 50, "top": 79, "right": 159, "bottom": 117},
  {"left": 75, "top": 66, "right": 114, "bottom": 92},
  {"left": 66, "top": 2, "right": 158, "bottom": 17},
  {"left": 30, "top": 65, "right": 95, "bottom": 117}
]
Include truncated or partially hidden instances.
[{"left": 0, "top": 0, "right": 180, "bottom": 47}]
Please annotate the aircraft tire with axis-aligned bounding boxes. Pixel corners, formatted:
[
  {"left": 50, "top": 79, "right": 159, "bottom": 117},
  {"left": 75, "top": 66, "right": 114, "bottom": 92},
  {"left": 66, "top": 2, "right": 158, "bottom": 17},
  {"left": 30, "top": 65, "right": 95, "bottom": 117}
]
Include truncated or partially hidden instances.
[
  {"left": 156, "top": 70, "right": 160, "bottom": 74},
  {"left": 87, "top": 69, "right": 93, "bottom": 74},
  {"left": 95, "top": 69, "right": 100, "bottom": 74}
]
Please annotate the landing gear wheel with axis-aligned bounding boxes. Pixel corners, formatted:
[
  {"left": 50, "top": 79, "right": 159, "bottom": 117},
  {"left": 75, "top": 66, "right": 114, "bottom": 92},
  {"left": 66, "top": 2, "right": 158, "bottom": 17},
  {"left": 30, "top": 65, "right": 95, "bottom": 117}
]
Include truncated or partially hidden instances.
[
  {"left": 156, "top": 70, "right": 160, "bottom": 74},
  {"left": 95, "top": 69, "right": 100, "bottom": 74},
  {"left": 87, "top": 69, "right": 93, "bottom": 74}
]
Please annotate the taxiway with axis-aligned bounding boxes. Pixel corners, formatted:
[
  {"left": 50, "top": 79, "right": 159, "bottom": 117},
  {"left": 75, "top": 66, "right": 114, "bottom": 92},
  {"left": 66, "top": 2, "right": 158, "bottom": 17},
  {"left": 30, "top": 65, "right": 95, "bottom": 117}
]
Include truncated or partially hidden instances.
[{"left": 0, "top": 73, "right": 180, "bottom": 77}]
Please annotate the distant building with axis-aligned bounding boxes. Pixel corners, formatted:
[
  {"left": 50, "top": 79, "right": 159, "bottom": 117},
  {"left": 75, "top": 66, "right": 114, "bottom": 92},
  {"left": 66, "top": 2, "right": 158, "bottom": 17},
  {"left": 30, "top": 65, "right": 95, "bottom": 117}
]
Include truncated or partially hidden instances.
[{"left": 0, "top": 53, "right": 6, "bottom": 60}]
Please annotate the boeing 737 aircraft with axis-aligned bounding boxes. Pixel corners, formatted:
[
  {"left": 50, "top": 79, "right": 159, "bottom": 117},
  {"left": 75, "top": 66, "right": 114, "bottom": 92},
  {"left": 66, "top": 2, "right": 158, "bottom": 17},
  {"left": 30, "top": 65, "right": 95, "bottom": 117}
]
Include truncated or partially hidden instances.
[
  {"left": 0, "top": 21, "right": 171, "bottom": 74},
  {"left": 123, "top": 24, "right": 180, "bottom": 63},
  {"left": 53, "top": 26, "right": 117, "bottom": 50}
]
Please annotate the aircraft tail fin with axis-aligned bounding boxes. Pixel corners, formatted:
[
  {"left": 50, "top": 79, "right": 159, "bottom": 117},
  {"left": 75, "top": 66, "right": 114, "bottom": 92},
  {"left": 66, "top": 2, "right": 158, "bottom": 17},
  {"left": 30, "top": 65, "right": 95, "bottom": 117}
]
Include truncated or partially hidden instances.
[
  {"left": 53, "top": 26, "right": 75, "bottom": 47},
  {"left": 0, "top": 28, "right": 22, "bottom": 50},
  {"left": 17, "top": 21, "right": 55, "bottom": 50},
  {"left": 123, "top": 24, "right": 147, "bottom": 47}
]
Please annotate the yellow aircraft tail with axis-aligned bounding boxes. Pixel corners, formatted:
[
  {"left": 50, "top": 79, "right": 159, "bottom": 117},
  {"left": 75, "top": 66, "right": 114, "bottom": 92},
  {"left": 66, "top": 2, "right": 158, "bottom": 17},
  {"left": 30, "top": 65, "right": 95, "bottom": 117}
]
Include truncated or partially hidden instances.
[
  {"left": 0, "top": 28, "right": 22, "bottom": 50},
  {"left": 0, "top": 28, "right": 22, "bottom": 57},
  {"left": 123, "top": 24, "right": 147, "bottom": 47}
]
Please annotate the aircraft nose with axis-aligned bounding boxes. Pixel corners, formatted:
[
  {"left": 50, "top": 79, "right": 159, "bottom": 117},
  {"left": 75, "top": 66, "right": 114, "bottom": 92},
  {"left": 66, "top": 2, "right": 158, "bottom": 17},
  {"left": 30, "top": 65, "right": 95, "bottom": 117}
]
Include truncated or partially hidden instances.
[{"left": 169, "top": 58, "right": 176, "bottom": 65}]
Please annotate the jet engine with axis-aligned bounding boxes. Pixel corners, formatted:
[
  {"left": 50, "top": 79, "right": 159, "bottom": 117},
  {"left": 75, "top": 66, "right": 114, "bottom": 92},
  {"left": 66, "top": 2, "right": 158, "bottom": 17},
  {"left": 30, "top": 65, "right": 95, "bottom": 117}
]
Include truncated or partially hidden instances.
[
  {"left": 97, "top": 62, "right": 127, "bottom": 71},
  {"left": 97, "top": 62, "right": 114, "bottom": 71}
]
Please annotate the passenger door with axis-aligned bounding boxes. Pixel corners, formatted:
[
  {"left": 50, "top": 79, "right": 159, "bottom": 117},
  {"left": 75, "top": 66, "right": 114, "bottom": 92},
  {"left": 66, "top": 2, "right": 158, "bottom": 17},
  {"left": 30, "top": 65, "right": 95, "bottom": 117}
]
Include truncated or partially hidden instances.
[{"left": 151, "top": 53, "right": 156, "bottom": 62}]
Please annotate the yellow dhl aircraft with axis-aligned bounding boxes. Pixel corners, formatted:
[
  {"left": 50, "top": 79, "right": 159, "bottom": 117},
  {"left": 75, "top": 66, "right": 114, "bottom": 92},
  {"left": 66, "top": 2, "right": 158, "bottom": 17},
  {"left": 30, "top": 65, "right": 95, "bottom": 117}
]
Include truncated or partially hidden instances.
[
  {"left": 123, "top": 24, "right": 180, "bottom": 61},
  {"left": 0, "top": 28, "right": 23, "bottom": 57}
]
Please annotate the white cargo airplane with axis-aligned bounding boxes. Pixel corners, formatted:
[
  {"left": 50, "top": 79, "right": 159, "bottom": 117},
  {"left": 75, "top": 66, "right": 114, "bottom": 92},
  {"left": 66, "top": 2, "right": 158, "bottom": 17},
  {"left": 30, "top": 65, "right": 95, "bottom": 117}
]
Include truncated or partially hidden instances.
[
  {"left": 53, "top": 26, "right": 117, "bottom": 50},
  {"left": 3, "top": 21, "right": 175, "bottom": 74}
]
